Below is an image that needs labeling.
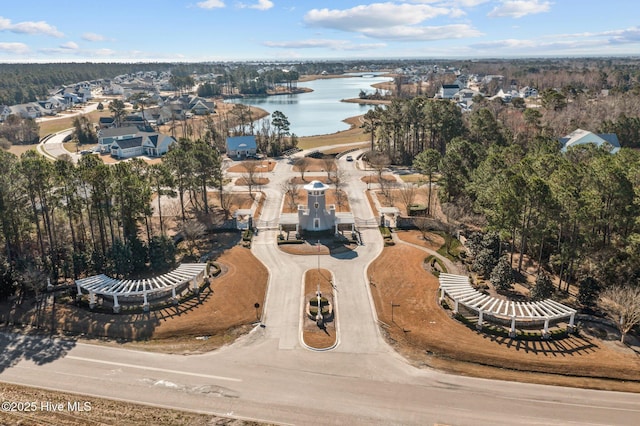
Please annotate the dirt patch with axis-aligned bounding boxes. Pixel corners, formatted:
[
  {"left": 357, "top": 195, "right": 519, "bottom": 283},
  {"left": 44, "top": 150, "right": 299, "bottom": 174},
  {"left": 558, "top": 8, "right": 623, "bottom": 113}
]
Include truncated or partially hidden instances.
[
  {"left": 0, "top": 382, "right": 266, "bottom": 426},
  {"left": 395, "top": 229, "right": 445, "bottom": 252},
  {"left": 368, "top": 242, "right": 640, "bottom": 392},
  {"left": 289, "top": 176, "right": 330, "bottom": 185},
  {"left": 302, "top": 268, "right": 336, "bottom": 350},
  {"left": 292, "top": 157, "right": 330, "bottom": 172},
  {"left": 5, "top": 143, "right": 39, "bottom": 157},
  {"left": 227, "top": 160, "right": 275, "bottom": 173},
  {"left": 361, "top": 175, "right": 398, "bottom": 185},
  {"left": 235, "top": 177, "right": 270, "bottom": 186}
]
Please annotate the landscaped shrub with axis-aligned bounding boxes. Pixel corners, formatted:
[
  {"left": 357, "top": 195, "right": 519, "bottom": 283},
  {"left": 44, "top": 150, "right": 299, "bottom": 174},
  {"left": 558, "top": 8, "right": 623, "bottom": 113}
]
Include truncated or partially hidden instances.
[
  {"left": 242, "top": 229, "right": 254, "bottom": 241},
  {"left": 309, "top": 297, "right": 329, "bottom": 306}
]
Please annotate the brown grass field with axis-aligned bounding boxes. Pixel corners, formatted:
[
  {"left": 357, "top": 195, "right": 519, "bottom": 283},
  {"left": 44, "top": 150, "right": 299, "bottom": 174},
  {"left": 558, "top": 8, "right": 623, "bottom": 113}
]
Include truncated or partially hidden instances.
[{"left": 368, "top": 231, "right": 640, "bottom": 392}]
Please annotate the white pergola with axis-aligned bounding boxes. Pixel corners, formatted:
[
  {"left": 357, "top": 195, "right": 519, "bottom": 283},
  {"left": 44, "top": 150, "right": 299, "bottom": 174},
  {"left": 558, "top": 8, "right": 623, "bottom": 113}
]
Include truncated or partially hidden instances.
[
  {"left": 75, "top": 263, "right": 208, "bottom": 313},
  {"left": 438, "top": 273, "right": 576, "bottom": 338}
]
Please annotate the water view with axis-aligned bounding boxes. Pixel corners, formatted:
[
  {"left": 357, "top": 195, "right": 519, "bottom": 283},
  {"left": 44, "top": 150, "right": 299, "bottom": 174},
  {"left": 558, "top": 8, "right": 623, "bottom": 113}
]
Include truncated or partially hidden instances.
[{"left": 226, "top": 74, "right": 392, "bottom": 137}]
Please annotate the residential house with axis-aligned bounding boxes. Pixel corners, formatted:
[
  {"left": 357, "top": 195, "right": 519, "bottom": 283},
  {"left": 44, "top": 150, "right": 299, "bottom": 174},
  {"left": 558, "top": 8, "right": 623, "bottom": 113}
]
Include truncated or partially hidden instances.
[
  {"left": 97, "top": 126, "right": 140, "bottom": 152},
  {"left": 0, "top": 105, "right": 11, "bottom": 122},
  {"left": 226, "top": 135, "right": 257, "bottom": 159},
  {"left": 559, "top": 129, "right": 621, "bottom": 153},
  {"left": 109, "top": 131, "right": 176, "bottom": 159},
  {"left": 98, "top": 117, "right": 116, "bottom": 129},
  {"left": 10, "top": 103, "right": 45, "bottom": 119},
  {"left": 519, "top": 86, "right": 538, "bottom": 98},
  {"left": 436, "top": 83, "right": 462, "bottom": 99}
]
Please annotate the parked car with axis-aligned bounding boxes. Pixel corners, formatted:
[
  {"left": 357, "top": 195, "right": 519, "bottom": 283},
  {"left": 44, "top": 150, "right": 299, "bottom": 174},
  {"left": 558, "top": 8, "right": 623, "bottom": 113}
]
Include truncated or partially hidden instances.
[{"left": 346, "top": 155, "right": 353, "bottom": 161}]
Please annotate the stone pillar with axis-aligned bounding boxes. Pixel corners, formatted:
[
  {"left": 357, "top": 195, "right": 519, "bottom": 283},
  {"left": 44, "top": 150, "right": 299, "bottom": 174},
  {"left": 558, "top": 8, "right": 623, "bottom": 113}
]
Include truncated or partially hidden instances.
[
  {"left": 568, "top": 313, "right": 576, "bottom": 333},
  {"left": 112, "top": 294, "right": 120, "bottom": 313},
  {"left": 453, "top": 299, "right": 459, "bottom": 314},
  {"left": 476, "top": 310, "right": 484, "bottom": 330},
  {"left": 76, "top": 282, "right": 82, "bottom": 296},
  {"left": 89, "top": 292, "right": 96, "bottom": 309},
  {"left": 143, "top": 292, "right": 149, "bottom": 312},
  {"left": 542, "top": 318, "right": 550, "bottom": 339},
  {"left": 172, "top": 286, "right": 178, "bottom": 305},
  {"left": 509, "top": 316, "right": 517, "bottom": 338}
]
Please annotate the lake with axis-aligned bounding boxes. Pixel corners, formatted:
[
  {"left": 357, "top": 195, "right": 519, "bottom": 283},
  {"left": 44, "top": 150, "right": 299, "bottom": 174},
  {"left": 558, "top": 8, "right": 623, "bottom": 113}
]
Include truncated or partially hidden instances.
[{"left": 225, "top": 74, "right": 392, "bottom": 137}]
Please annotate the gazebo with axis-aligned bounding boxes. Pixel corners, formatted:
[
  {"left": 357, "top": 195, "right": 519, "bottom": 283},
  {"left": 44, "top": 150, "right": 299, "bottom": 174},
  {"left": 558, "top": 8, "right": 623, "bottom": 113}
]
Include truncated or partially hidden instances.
[
  {"left": 438, "top": 273, "right": 576, "bottom": 338},
  {"left": 75, "top": 263, "right": 208, "bottom": 313}
]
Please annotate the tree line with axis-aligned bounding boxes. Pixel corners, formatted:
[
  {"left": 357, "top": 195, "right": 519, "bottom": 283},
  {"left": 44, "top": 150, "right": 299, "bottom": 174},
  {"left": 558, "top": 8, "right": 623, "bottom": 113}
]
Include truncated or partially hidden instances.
[
  {"left": 0, "top": 139, "right": 222, "bottom": 300},
  {"left": 398, "top": 100, "right": 640, "bottom": 311}
]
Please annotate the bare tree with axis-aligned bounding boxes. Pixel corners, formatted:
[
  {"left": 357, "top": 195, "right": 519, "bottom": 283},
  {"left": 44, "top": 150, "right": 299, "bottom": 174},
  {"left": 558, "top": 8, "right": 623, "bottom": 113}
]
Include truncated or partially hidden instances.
[
  {"left": 281, "top": 180, "right": 299, "bottom": 212},
  {"left": 599, "top": 285, "right": 640, "bottom": 343},
  {"left": 219, "top": 191, "right": 236, "bottom": 219},
  {"left": 294, "top": 157, "right": 311, "bottom": 182},
  {"left": 334, "top": 189, "right": 347, "bottom": 211},
  {"left": 242, "top": 160, "right": 260, "bottom": 198},
  {"left": 179, "top": 219, "right": 207, "bottom": 258},
  {"left": 368, "top": 152, "right": 390, "bottom": 183},
  {"left": 414, "top": 217, "right": 432, "bottom": 241},
  {"left": 397, "top": 183, "right": 417, "bottom": 216},
  {"left": 330, "top": 168, "right": 348, "bottom": 211},
  {"left": 322, "top": 157, "right": 337, "bottom": 182}
]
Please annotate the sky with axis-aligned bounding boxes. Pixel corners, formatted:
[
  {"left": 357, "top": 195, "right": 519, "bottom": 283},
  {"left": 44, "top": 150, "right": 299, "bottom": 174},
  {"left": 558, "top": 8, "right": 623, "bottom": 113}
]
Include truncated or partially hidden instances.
[{"left": 1, "top": 1, "right": 640, "bottom": 62}]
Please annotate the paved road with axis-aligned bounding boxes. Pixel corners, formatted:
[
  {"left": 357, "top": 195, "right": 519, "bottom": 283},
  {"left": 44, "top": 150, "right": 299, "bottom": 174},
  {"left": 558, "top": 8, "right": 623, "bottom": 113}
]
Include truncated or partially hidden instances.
[
  {"left": 2, "top": 150, "right": 640, "bottom": 425},
  {"left": 39, "top": 128, "right": 80, "bottom": 163}
]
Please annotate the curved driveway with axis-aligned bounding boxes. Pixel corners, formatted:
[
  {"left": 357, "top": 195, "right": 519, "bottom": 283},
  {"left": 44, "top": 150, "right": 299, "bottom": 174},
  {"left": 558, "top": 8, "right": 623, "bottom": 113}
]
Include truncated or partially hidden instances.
[{"left": 1, "top": 150, "right": 640, "bottom": 425}]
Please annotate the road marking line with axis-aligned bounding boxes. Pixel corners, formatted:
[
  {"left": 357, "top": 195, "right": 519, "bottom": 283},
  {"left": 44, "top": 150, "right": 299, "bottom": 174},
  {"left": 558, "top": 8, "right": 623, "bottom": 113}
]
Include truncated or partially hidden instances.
[{"left": 66, "top": 356, "right": 242, "bottom": 382}]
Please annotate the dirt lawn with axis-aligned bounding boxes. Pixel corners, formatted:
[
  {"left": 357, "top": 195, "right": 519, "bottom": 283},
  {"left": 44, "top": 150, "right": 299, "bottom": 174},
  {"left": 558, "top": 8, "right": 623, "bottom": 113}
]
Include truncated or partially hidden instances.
[
  {"left": 4, "top": 245, "right": 268, "bottom": 354},
  {"left": 368, "top": 233, "right": 640, "bottom": 392}
]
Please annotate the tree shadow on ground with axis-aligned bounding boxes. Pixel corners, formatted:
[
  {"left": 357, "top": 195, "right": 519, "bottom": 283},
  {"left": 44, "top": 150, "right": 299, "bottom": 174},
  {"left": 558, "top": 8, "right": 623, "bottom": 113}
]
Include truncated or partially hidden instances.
[
  {"left": 0, "top": 330, "right": 76, "bottom": 374},
  {"left": 485, "top": 332, "right": 599, "bottom": 357},
  {"left": 4, "top": 285, "right": 215, "bottom": 343}
]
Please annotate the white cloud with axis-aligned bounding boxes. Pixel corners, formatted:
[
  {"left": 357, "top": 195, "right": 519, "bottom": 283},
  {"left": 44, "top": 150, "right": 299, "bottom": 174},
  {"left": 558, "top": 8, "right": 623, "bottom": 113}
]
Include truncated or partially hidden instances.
[
  {"left": 60, "top": 41, "right": 79, "bottom": 50},
  {"left": 471, "top": 38, "right": 537, "bottom": 49},
  {"left": 488, "top": 1, "right": 551, "bottom": 18},
  {"left": 82, "top": 32, "right": 106, "bottom": 42},
  {"left": 372, "top": 24, "right": 482, "bottom": 41},
  {"left": 305, "top": 3, "right": 454, "bottom": 31},
  {"left": 238, "top": 0, "right": 274, "bottom": 10},
  {"left": 0, "top": 42, "right": 29, "bottom": 54},
  {"left": 263, "top": 39, "right": 386, "bottom": 51},
  {"left": 196, "top": 0, "right": 225, "bottom": 9},
  {"left": 0, "top": 16, "right": 63, "bottom": 37}
]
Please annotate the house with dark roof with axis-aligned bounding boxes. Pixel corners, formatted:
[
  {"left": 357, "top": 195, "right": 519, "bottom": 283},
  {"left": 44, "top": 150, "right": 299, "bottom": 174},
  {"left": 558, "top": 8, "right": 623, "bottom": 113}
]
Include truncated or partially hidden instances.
[
  {"left": 109, "top": 132, "right": 176, "bottom": 159},
  {"left": 559, "top": 129, "right": 621, "bottom": 153},
  {"left": 98, "top": 116, "right": 116, "bottom": 129},
  {"left": 226, "top": 135, "right": 257, "bottom": 159}
]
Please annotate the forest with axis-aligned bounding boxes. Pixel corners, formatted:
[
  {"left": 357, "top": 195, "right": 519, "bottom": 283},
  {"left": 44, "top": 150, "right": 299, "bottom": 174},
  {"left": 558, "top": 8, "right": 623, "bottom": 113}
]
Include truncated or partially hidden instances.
[{"left": 0, "top": 139, "right": 222, "bottom": 299}]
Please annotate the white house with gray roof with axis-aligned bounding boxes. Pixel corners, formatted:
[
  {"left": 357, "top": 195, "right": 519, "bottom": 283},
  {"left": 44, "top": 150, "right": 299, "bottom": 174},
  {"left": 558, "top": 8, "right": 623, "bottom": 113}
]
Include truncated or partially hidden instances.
[{"left": 559, "top": 129, "right": 621, "bottom": 153}]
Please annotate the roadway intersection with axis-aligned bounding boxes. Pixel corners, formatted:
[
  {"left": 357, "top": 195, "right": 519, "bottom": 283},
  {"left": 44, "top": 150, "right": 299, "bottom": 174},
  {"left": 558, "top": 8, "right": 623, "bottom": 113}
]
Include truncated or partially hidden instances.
[{"left": 2, "top": 151, "right": 640, "bottom": 425}]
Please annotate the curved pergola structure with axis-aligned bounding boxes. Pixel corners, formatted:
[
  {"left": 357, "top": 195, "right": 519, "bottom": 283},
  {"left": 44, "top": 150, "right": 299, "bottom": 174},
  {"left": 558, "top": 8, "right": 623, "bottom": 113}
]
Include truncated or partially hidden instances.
[
  {"left": 438, "top": 273, "right": 576, "bottom": 338},
  {"left": 75, "top": 263, "right": 208, "bottom": 313}
]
